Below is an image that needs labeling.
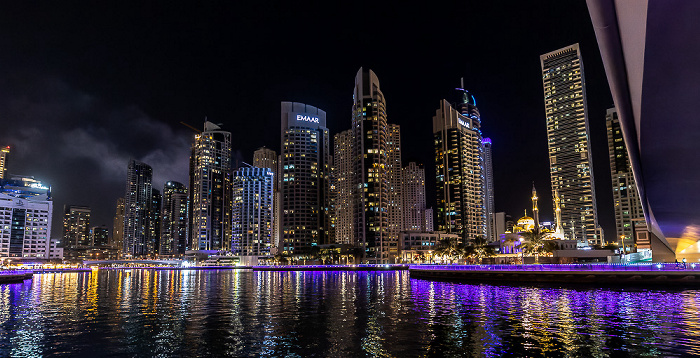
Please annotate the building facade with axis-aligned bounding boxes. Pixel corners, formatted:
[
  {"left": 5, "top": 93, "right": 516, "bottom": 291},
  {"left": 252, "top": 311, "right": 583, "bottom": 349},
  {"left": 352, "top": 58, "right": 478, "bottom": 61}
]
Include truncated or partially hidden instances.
[
  {"left": 483, "top": 138, "right": 496, "bottom": 242},
  {"left": 433, "top": 88, "right": 486, "bottom": 242},
  {"left": 90, "top": 226, "right": 109, "bottom": 246},
  {"left": 253, "top": 147, "right": 280, "bottom": 251},
  {"left": 606, "top": 107, "right": 644, "bottom": 250},
  {"left": 147, "top": 189, "right": 161, "bottom": 255},
  {"left": 232, "top": 167, "right": 274, "bottom": 263},
  {"left": 160, "top": 181, "right": 188, "bottom": 256},
  {"left": 0, "top": 176, "right": 61, "bottom": 260},
  {"left": 279, "top": 102, "right": 332, "bottom": 255},
  {"left": 402, "top": 162, "right": 428, "bottom": 231},
  {"left": 333, "top": 129, "right": 354, "bottom": 245},
  {"left": 123, "top": 159, "right": 153, "bottom": 257},
  {"left": 63, "top": 205, "right": 91, "bottom": 248},
  {"left": 540, "top": 44, "right": 599, "bottom": 244},
  {"left": 189, "top": 121, "right": 232, "bottom": 251},
  {"left": 112, "top": 197, "right": 125, "bottom": 250},
  {"left": 0, "top": 146, "right": 8, "bottom": 180}
]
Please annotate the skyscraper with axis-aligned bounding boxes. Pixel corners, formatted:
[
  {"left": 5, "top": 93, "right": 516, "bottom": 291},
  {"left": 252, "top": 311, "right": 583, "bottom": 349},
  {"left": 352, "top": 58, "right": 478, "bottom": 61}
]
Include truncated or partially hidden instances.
[
  {"left": 160, "top": 181, "right": 189, "bottom": 256},
  {"left": 433, "top": 87, "right": 486, "bottom": 241},
  {"left": 232, "top": 167, "right": 274, "bottom": 264},
  {"left": 402, "top": 162, "right": 428, "bottom": 231},
  {"left": 123, "top": 159, "right": 153, "bottom": 257},
  {"left": 606, "top": 107, "right": 643, "bottom": 250},
  {"left": 189, "top": 121, "right": 232, "bottom": 251},
  {"left": 0, "top": 176, "right": 60, "bottom": 260},
  {"left": 253, "top": 147, "right": 280, "bottom": 250},
  {"left": 483, "top": 138, "right": 496, "bottom": 241},
  {"left": 0, "top": 146, "right": 9, "bottom": 180},
  {"left": 386, "top": 123, "right": 403, "bottom": 256},
  {"left": 540, "top": 44, "right": 599, "bottom": 244},
  {"left": 280, "top": 102, "right": 332, "bottom": 254},
  {"left": 112, "top": 197, "right": 125, "bottom": 250},
  {"left": 333, "top": 129, "right": 354, "bottom": 245},
  {"left": 351, "top": 68, "right": 392, "bottom": 262},
  {"left": 63, "top": 205, "right": 91, "bottom": 248},
  {"left": 147, "top": 189, "right": 161, "bottom": 255},
  {"left": 90, "top": 226, "right": 110, "bottom": 247}
]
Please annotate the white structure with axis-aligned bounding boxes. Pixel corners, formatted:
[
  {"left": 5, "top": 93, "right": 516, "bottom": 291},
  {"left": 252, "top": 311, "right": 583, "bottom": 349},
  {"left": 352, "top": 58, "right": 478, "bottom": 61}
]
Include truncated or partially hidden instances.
[
  {"left": 402, "top": 162, "right": 430, "bottom": 232},
  {"left": 399, "top": 231, "right": 460, "bottom": 263},
  {"left": 0, "top": 176, "right": 61, "bottom": 260}
]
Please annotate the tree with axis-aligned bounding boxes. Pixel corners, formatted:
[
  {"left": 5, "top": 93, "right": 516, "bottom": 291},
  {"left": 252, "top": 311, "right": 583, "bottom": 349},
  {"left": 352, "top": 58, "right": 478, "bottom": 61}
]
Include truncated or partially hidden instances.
[
  {"left": 465, "top": 236, "right": 497, "bottom": 263},
  {"left": 433, "top": 237, "right": 464, "bottom": 263},
  {"left": 520, "top": 229, "right": 557, "bottom": 264}
]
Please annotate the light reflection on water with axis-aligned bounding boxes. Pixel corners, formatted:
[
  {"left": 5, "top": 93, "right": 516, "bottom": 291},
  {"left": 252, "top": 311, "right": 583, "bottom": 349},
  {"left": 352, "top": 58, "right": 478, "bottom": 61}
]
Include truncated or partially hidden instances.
[{"left": 0, "top": 270, "right": 698, "bottom": 357}]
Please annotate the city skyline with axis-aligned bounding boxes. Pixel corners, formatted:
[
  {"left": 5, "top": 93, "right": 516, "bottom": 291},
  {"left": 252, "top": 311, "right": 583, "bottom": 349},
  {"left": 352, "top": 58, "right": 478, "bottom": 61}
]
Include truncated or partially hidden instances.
[{"left": 0, "top": 1, "right": 616, "bottom": 240}]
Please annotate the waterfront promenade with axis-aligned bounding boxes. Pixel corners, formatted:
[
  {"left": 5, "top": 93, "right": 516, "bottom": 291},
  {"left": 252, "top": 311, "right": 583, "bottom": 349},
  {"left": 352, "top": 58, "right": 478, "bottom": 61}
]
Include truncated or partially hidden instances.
[{"left": 409, "top": 263, "right": 700, "bottom": 286}]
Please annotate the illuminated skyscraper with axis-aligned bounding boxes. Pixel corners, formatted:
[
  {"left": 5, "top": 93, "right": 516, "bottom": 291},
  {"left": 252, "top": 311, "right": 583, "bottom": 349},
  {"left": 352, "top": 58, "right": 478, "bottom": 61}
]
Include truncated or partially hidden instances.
[
  {"left": 0, "top": 176, "right": 60, "bottom": 259},
  {"left": 160, "top": 181, "right": 188, "bottom": 256},
  {"left": 606, "top": 107, "right": 643, "bottom": 250},
  {"left": 402, "top": 162, "right": 428, "bottom": 231},
  {"left": 333, "top": 129, "right": 354, "bottom": 245},
  {"left": 147, "top": 189, "right": 161, "bottom": 255},
  {"left": 123, "top": 159, "right": 153, "bottom": 257},
  {"left": 112, "top": 197, "right": 125, "bottom": 250},
  {"left": 540, "top": 44, "right": 599, "bottom": 244},
  {"left": 253, "top": 147, "right": 280, "bottom": 250},
  {"left": 280, "top": 102, "right": 332, "bottom": 254},
  {"left": 232, "top": 167, "right": 274, "bottom": 264},
  {"left": 386, "top": 123, "right": 403, "bottom": 255},
  {"left": 351, "top": 68, "right": 394, "bottom": 262},
  {"left": 0, "top": 146, "right": 9, "bottom": 180},
  {"left": 483, "top": 138, "right": 496, "bottom": 241},
  {"left": 253, "top": 147, "right": 278, "bottom": 171},
  {"left": 90, "top": 226, "right": 109, "bottom": 247},
  {"left": 433, "top": 87, "right": 486, "bottom": 241},
  {"left": 63, "top": 205, "right": 91, "bottom": 248},
  {"left": 189, "top": 121, "right": 232, "bottom": 251}
]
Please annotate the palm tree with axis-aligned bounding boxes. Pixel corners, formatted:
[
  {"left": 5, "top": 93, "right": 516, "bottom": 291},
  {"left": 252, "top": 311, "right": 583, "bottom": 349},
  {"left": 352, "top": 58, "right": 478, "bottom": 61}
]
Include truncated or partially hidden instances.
[
  {"left": 434, "top": 237, "right": 464, "bottom": 263},
  {"left": 520, "top": 229, "right": 557, "bottom": 264},
  {"left": 465, "top": 236, "right": 497, "bottom": 264}
]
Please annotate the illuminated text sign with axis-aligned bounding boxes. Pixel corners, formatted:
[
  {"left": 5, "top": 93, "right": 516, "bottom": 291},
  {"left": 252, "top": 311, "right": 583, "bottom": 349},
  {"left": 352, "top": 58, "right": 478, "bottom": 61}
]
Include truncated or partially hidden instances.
[{"left": 297, "top": 114, "right": 319, "bottom": 123}]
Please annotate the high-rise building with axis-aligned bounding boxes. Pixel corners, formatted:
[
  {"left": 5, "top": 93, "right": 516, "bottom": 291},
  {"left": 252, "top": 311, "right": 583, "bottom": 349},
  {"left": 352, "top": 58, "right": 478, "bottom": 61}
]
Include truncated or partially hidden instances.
[
  {"left": 606, "top": 107, "right": 643, "bottom": 250},
  {"left": 232, "top": 167, "right": 274, "bottom": 264},
  {"left": 112, "top": 197, "right": 125, "bottom": 250},
  {"left": 483, "top": 138, "right": 496, "bottom": 241},
  {"left": 147, "top": 189, "right": 161, "bottom": 255},
  {"left": 160, "top": 181, "right": 188, "bottom": 256},
  {"left": 386, "top": 123, "right": 403, "bottom": 255},
  {"left": 0, "top": 146, "right": 9, "bottom": 180},
  {"left": 540, "top": 44, "right": 599, "bottom": 244},
  {"left": 402, "top": 162, "right": 428, "bottom": 231},
  {"left": 253, "top": 147, "right": 280, "bottom": 251},
  {"left": 433, "top": 87, "right": 486, "bottom": 241},
  {"left": 90, "top": 226, "right": 109, "bottom": 247},
  {"left": 189, "top": 121, "right": 232, "bottom": 251},
  {"left": 280, "top": 102, "right": 332, "bottom": 254},
  {"left": 333, "top": 129, "right": 354, "bottom": 245},
  {"left": 0, "top": 176, "right": 61, "bottom": 260},
  {"left": 123, "top": 159, "right": 153, "bottom": 257},
  {"left": 63, "top": 205, "right": 91, "bottom": 248},
  {"left": 351, "top": 68, "right": 393, "bottom": 262}
]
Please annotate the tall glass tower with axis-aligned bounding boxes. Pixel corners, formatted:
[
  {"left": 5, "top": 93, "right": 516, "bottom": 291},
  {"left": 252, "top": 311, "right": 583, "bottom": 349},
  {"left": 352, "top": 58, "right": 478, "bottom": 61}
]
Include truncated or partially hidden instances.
[
  {"left": 433, "top": 87, "right": 486, "bottom": 242},
  {"left": 280, "top": 102, "right": 331, "bottom": 254},
  {"left": 123, "top": 159, "right": 152, "bottom": 257},
  {"left": 606, "top": 107, "right": 643, "bottom": 250},
  {"left": 540, "top": 44, "right": 599, "bottom": 244},
  {"left": 0, "top": 146, "right": 9, "bottom": 179},
  {"left": 189, "top": 121, "right": 232, "bottom": 251},
  {"left": 232, "top": 167, "right": 274, "bottom": 263},
  {"left": 160, "top": 181, "right": 188, "bottom": 256},
  {"left": 483, "top": 138, "right": 496, "bottom": 241}
]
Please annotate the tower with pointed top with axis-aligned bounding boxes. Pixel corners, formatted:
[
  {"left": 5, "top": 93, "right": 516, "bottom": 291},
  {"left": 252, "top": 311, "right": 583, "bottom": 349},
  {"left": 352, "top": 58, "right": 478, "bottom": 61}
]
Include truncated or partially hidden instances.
[
  {"left": 531, "top": 184, "right": 539, "bottom": 230},
  {"left": 433, "top": 83, "right": 486, "bottom": 242},
  {"left": 189, "top": 121, "right": 232, "bottom": 251}
]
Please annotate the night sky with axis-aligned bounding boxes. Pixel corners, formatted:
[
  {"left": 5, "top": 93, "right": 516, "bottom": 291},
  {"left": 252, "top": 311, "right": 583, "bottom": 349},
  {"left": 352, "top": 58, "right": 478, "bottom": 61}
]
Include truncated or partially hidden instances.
[{"left": 0, "top": 1, "right": 615, "bottom": 239}]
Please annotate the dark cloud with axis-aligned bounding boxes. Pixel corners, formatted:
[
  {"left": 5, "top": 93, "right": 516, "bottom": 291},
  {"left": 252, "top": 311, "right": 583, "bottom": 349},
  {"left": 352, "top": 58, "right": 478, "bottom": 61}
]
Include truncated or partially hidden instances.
[{"left": 0, "top": 75, "right": 191, "bottom": 236}]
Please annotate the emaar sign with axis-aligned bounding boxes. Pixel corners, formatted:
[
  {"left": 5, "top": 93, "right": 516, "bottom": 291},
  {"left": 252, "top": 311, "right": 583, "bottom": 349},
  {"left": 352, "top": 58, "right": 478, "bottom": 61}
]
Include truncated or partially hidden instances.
[
  {"left": 458, "top": 118, "right": 470, "bottom": 128},
  {"left": 297, "top": 114, "right": 320, "bottom": 123}
]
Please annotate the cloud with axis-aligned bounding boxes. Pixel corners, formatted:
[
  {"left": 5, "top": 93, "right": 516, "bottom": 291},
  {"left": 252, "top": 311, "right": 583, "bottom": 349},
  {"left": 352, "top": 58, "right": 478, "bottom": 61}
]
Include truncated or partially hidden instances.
[{"left": 0, "top": 75, "right": 192, "bottom": 236}]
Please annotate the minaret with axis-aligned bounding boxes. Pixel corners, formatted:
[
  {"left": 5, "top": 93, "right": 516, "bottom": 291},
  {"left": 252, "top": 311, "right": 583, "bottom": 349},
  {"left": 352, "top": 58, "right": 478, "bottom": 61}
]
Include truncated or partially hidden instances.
[
  {"left": 554, "top": 189, "right": 562, "bottom": 234},
  {"left": 531, "top": 183, "right": 539, "bottom": 230}
]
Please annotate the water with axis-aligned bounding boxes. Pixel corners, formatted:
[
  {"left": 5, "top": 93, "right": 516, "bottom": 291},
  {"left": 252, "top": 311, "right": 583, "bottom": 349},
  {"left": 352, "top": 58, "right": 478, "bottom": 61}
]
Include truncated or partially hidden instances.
[{"left": 1, "top": 270, "right": 699, "bottom": 357}]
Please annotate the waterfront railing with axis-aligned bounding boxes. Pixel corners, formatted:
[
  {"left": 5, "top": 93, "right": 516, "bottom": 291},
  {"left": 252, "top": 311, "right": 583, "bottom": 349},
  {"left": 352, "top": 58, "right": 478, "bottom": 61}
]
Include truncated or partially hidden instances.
[{"left": 410, "top": 263, "right": 699, "bottom": 272}]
